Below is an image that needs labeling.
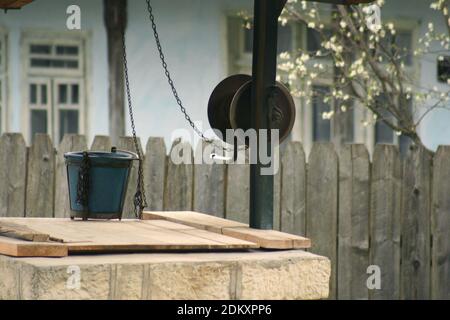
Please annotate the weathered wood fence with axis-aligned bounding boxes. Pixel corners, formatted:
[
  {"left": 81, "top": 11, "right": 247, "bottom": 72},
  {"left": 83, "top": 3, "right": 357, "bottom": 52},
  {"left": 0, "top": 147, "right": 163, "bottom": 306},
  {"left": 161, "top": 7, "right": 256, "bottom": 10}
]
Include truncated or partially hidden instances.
[{"left": 0, "top": 133, "right": 449, "bottom": 300}]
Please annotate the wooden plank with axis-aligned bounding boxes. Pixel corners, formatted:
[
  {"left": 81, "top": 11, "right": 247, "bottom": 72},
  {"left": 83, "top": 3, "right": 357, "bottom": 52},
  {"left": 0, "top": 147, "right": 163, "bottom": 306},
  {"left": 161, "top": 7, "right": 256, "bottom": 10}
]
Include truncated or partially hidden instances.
[
  {"left": 143, "top": 211, "right": 310, "bottom": 249},
  {"left": 144, "top": 137, "right": 166, "bottom": 211},
  {"left": 143, "top": 211, "right": 248, "bottom": 234},
  {"left": 90, "top": 135, "right": 112, "bottom": 151},
  {"left": 0, "top": 236, "right": 67, "bottom": 258},
  {"left": 222, "top": 227, "right": 311, "bottom": 249},
  {"left": 0, "top": 133, "right": 27, "bottom": 217},
  {"left": 25, "top": 134, "right": 55, "bottom": 218},
  {"left": 370, "top": 145, "right": 402, "bottom": 300},
  {"left": 0, "top": 221, "right": 50, "bottom": 242},
  {"left": 280, "top": 141, "right": 306, "bottom": 235},
  {"left": 54, "top": 135, "right": 87, "bottom": 218},
  {"left": 225, "top": 149, "right": 249, "bottom": 223},
  {"left": 0, "top": 218, "right": 257, "bottom": 253},
  {"left": 193, "top": 143, "right": 226, "bottom": 217},
  {"left": 401, "top": 145, "right": 432, "bottom": 300},
  {"left": 306, "top": 143, "right": 338, "bottom": 299},
  {"left": 164, "top": 139, "right": 193, "bottom": 211},
  {"left": 338, "top": 144, "right": 370, "bottom": 300},
  {"left": 431, "top": 146, "right": 450, "bottom": 299},
  {"left": 117, "top": 136, "right": 143, "bottom": 219}
]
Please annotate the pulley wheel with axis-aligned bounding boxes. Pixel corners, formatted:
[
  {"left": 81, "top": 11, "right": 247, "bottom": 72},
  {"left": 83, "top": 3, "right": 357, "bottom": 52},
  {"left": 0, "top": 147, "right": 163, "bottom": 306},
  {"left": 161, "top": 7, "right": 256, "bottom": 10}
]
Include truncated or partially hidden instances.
[
  {"left": 208, "top": 74, "right": 252, "bottom": 139},
  {"left": 229, "top": 80, "right": 296, "bottom": 145}
]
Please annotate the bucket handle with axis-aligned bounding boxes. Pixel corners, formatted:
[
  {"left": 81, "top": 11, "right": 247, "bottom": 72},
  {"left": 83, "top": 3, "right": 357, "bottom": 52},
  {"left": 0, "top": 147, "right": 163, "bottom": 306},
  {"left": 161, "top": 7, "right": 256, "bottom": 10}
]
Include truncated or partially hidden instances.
[{"left": 111, "top": 147, "right": 140, "bottom": 161}]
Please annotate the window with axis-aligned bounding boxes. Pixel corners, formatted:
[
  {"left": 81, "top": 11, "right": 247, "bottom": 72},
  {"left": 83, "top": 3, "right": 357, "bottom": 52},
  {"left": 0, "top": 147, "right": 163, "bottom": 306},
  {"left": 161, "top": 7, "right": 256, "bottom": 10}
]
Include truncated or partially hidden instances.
[
  {"left": 23, "top": 33, "right": 86, "bottom": 143},
  {"left": 243, "top": 24, "right": 294, "bottom": 55},
  {"left": 374, "top": 94, "right": 395, "bottom": 144},
  {"left": 228, "top": 17, "right": 302, "bottom": 75},
  {"left": 28, "top": 43, "right": 82, "bottom": 74},
  {"left": 306, "top": 27, "right": 333, "bottom": 53},
  {"left": 312, "top": 85, "right": 331, "bottom": 142},
  {"left": 380, "top": 30, "right": 413, "bottom": 66},
  {"left": 0, "top": 31, "right": 6, "bottom": 134}
]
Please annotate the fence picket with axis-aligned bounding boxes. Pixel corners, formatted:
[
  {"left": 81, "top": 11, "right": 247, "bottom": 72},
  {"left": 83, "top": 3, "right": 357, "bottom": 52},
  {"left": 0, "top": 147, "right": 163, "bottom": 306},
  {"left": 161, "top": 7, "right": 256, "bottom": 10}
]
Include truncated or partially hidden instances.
[
  {"left": 225, "top": 149, "right": 249, "bottom": 224},
  {"left": 193, "top": 143, "right": 226, "bottom": 217},
  {"left": 91, "top": 135, "right": 112, "bottom": 151},
  {"left": 401, "top": 145, "right": 432, "bottom": 300},
  {"left": 164, "top": 139, "right": 193, "bottom": 211},
  {"left": 144, "top": 137, "right": 167, "bottom": 211},
  {"left": 25, "top": 134, "right": 55, "bottom": 218},
  {"left": 338, "top": 144, "right": 370, "bottom": 300},
  {"left": 370, "top": 145, "right": 402, "bottom": 300},
  {"left": 273, "top": 146, "right": 281, "bottom": 230},
  {"left": 306, "top": 143, "right": 338, "bottom": 299},
  {"left": 54, "top": 135, "right": 87, "bottom": 218},
  {"left": 431, "top": 146, "right": 450, "bottom": 299},
  {"left": 280, "top": 141, "right": 306, "bottom": 235},
  {"left": 0, "top": 133, "right": 27, "bottom": 217},
  {"left": 117, "top": 136, "right": 144, "bottom": 219}
]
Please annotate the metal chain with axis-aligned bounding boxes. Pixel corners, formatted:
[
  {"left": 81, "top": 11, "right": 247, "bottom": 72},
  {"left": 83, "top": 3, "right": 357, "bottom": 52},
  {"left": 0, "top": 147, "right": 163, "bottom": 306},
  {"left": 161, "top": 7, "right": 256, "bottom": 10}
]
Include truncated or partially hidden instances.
[
  {"left": 145, "top": 0, "right": 245, "bottom": 153},
  {"left": 76, "top": 152, "right": 90, "bottom": 213},
  {"left": 122, "top": 33, "right": 148, "bottom": 220}
]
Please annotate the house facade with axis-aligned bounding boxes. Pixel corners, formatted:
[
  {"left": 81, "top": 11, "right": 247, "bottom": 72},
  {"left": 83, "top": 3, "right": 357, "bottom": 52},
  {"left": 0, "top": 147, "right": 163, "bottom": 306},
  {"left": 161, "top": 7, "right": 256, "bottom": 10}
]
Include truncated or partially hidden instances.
[{"left": 0, "top": 0, "right": 448, "bottom": 153}]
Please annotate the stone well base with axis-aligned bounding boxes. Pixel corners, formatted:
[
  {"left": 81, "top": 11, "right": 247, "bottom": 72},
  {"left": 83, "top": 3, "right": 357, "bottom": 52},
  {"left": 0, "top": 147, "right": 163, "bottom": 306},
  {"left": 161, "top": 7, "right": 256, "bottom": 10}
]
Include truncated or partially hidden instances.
[{"left": 0, "top": 250, "right": 330, "bottom": 300}]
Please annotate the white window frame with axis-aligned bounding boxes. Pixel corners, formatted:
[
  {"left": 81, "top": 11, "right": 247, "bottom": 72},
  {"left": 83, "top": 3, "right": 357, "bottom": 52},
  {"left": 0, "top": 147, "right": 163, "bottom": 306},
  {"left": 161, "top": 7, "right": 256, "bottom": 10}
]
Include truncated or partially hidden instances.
[
  {"left": 53, "top": 77, "right": 85, "bottom": 143},
  {"left": 21, "top": 30, "right": 90, "bottom": 144},
  {"left": 0, "top": 28, "right": 8, "bottom": 134},
  {"left": 28, "top": 78, "right": 52, "bottom": 137}
]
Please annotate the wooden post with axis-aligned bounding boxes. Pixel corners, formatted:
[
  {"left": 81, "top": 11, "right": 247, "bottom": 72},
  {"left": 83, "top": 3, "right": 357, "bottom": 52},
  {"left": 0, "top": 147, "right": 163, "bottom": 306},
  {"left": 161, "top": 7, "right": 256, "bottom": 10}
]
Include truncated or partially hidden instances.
[{"left": 104, "top": 0, "right": 127, "bottom": 146}]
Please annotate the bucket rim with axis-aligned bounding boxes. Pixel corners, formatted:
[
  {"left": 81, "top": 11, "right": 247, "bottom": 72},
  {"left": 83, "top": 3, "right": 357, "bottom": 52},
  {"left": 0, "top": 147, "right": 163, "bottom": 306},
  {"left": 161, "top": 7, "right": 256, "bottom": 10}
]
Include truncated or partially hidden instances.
[{"left": 64, "top": 151, "right": 136, "bottom": 161}]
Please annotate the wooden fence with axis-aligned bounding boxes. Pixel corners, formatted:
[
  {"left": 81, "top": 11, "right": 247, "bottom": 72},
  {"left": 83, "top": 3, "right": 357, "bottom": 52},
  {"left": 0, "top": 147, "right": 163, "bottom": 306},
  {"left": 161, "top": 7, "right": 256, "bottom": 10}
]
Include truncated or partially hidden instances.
[{"left": 0, "top": 132, "right": 449, "bottom": 300}]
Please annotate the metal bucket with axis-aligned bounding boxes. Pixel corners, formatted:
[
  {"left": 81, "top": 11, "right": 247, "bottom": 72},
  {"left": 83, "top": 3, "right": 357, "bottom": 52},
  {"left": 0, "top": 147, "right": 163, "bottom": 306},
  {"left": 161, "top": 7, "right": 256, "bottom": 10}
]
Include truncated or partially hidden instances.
[{"left": 64, "top": 148, "right": 137, "bottom": 220}]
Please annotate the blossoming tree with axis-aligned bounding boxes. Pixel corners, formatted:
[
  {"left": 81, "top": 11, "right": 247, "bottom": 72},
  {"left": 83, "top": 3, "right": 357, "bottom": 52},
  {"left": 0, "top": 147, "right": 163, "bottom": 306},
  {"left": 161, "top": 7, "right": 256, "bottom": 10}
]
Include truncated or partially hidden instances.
[{"left": 266, "top": 0, "right": 450, "bottom": 150}]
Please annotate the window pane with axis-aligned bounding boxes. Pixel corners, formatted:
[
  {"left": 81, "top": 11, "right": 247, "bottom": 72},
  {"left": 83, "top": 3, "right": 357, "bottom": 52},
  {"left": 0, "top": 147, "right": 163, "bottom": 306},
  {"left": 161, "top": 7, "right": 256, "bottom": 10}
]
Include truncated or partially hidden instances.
[
  {"left": 59, "top": 84, "right": 67, "bottom": 104},
  {"left": 278, "top": 25, "right": 293, "bottom": 54},
  {"left": 41, "top": 84, "right": 47, "bottom": 105},
  {"left": 342, "top": 104, "right": 355, "bottom": 144},
  {"left": 396, "top": 31, "right": 413, "bottom": 65},
  {"left": 375, "top": 121, "right": 394, "bottom": 144},
  {"left": 59, "top": 110, "right": 79, "bottom": 141},
  {"left": 30, "top": 44, "right": 51, "bottom": 54},
  {"left": 71, "top": 84, "right": 79, "bottom": 104},
  {"left": 31, "top": 59, "right": 51, "bottom": 68},
  {"left": 51, "top": 60, "right": 65, "bottom": 68},
  {"left": 307, "top": 28, "right": 332, "bottom": 53},
  {"left": 56, "top": 45, "right": 78, "bottom": 56},
  {"left": 312, "top": 86, "right": 331, "bottom": 142},
  {"left": 31, "top": 110, "right": 47, "bottom": 138},
  {"left": 65, "top": 60, "right": 79, "bottom": 69},
  {"left": 374, "top": 95, "right": 394, "bottom": 144},
  {"left": 31, "top": 58, "right": 78, "bottom": 69},
  {"left": 244, "top": 28, "right": 253, "bottom": 53},
  {"left": 30, "top": 84, "right": 37, "bottom": 104},
  {"left": 381, "top": 31, "right": 413, "bottom": 66}
]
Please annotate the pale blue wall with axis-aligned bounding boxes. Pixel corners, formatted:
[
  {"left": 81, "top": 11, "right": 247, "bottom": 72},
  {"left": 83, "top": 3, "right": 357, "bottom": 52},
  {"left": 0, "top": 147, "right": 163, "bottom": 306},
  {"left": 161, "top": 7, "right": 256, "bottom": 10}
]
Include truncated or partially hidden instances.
[{"left": 0, "top": 0, "right": 449, "bottom": 150}]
